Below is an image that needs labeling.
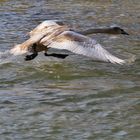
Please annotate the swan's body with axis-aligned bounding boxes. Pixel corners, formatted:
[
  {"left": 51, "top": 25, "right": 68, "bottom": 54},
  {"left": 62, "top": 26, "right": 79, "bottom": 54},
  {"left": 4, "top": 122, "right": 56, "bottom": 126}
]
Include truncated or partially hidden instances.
[{"left": 10, "top": 20, "right": 130, "bottom": 64}]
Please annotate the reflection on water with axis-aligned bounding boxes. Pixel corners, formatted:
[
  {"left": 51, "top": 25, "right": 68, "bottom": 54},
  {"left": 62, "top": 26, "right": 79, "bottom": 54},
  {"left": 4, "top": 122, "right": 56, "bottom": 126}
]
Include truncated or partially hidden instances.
[{"left": 0, "top": 0, "right": 140, "bottom": 139}]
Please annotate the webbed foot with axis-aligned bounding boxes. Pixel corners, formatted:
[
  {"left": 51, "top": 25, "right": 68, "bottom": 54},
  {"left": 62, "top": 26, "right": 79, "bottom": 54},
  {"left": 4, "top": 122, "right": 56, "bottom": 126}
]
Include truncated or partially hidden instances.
[
  {"left": 25, "top": 53, "right": 38, "bottom": 61},
  {"left": 25, "top": 43, "right": 38, "bottom": 61}
]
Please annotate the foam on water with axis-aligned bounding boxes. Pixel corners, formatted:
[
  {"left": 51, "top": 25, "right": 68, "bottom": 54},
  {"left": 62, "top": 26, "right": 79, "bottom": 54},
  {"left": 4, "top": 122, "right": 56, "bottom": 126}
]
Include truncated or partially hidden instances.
[
  {"left": 0, "top": 49, "right": 66, "bottom": 66},
  {"left": 0, "top": 50, "right": 24, "bottom": 65}
]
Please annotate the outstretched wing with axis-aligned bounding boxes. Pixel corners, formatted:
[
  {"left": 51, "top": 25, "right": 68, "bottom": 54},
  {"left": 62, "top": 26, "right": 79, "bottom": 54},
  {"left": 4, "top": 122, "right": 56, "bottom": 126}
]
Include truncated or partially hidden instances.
[
  {"left": 10, "top": 21, "right": 69, "bottom": 55},
  {"left": 29, "top": 20, "right": 67, "bottom": 37},
  {"left": 45, "top": 31, "right": 125, "bottom": 64}
]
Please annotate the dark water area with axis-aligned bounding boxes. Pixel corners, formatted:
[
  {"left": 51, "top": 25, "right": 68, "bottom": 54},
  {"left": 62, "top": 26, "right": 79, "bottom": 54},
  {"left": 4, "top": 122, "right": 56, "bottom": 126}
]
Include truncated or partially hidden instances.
[{"left": 0, "top": 0, "right": 140, "bottom": 139}]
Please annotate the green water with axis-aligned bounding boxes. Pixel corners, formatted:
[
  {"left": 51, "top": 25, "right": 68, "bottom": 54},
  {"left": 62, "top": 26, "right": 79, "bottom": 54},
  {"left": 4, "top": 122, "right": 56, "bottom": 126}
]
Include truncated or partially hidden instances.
[{"left": 0, "top": 0, "right": 140, "bottom": 139}]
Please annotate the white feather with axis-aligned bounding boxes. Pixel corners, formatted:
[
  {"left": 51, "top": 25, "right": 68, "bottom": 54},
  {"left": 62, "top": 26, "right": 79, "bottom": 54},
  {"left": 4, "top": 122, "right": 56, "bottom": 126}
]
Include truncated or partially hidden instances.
[
  {"left": 36, "top": 20, "right": 60, "bottom": 29},
  {"left": 46, "top": 31, "right": 125, "bottom": 64}
]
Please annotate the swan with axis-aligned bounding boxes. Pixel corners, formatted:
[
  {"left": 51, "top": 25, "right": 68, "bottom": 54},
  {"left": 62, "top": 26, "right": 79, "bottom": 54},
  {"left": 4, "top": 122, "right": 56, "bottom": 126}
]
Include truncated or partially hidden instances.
[{"left": 10, "top": 20, "right": 131, "bottom": 64}]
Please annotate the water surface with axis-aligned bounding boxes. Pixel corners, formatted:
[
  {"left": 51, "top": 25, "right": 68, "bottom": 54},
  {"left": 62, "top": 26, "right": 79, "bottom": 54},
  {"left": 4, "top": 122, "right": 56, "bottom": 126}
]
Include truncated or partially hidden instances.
[{"left": 0, "top": 0, "right": 140, "bottom": 139}]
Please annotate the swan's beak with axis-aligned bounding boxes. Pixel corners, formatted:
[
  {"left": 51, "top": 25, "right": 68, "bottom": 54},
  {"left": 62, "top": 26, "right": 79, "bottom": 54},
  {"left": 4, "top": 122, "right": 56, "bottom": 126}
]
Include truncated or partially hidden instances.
[{"left": 121, "top": 30, "right": 129, "bottom": 35}]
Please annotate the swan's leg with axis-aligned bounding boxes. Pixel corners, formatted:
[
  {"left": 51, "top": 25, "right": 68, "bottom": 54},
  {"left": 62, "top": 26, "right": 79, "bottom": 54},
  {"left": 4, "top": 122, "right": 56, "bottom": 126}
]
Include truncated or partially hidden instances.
[
  {"left": 25, "top": 43, "right": 38, "bottom": 61},
  {"left": 44, "top": 51, "right": 69, "bottom": 59}
]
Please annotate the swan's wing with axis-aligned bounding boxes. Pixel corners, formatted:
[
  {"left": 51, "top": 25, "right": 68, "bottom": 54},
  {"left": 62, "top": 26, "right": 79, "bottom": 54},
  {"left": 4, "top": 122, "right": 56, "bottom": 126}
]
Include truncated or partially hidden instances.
[
  {"left": 10, "top": 30, "right": 50, "bottom": 55},
  {"left": 29, "top": 20, "right": 67, "bottom": 37},
  {"left": 46, "top": 31, "right": 125, "bottom": 64},
  {"left": 10, "top": 25, "right": 70, "bottom": 55}
]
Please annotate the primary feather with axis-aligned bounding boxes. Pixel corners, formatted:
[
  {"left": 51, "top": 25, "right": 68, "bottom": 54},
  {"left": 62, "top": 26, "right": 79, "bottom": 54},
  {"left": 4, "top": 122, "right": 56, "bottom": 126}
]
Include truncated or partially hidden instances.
[{"left": 41, "top": 30, "right": 125, "bottom": 64}]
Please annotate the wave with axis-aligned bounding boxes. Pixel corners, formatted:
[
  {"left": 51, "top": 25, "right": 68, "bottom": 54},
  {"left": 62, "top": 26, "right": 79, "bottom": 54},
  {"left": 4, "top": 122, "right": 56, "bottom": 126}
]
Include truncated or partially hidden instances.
[{"left": 0, "top": 50, "right": 24, "bottom": 65}]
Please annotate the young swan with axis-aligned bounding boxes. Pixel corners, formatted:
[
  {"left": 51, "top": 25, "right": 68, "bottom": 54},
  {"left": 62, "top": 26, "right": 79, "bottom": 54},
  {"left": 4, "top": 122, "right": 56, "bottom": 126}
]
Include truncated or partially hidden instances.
[{"left": 10, "top": 20, "right": 131, "bottom": 64}]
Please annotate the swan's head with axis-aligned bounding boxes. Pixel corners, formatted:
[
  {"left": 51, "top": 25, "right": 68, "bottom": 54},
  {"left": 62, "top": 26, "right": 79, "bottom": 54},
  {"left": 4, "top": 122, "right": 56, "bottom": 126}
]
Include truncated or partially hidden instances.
[{"left": 112, "top": 27, "right": 129, "bottom": 35}]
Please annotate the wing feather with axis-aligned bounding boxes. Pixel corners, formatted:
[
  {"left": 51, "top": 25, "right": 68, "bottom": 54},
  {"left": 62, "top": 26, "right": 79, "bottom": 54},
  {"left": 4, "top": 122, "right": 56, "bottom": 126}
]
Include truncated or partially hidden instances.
[{"left": 46, "top": 31, "right": 125, "bottom": 64}]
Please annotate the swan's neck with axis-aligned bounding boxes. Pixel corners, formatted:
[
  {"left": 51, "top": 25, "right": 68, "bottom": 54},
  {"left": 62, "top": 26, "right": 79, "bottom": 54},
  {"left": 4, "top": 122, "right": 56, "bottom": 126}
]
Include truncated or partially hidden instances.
[{"left": 79, "top": 28, "right": 116, "bottom": 35}]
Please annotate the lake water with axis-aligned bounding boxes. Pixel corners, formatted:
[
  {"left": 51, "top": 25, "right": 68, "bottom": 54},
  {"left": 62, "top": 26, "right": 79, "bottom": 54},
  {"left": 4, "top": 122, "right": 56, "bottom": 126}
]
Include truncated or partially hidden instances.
[{"left": 0, "top": 0, "right": 140, "bottom": 139}]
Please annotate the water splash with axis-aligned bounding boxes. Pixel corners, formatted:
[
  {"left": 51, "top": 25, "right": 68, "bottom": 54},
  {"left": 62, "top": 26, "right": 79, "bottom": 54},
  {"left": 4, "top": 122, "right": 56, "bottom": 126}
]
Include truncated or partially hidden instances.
[{"left": 0, "top": 50, "right": 23, "bottom": 65}]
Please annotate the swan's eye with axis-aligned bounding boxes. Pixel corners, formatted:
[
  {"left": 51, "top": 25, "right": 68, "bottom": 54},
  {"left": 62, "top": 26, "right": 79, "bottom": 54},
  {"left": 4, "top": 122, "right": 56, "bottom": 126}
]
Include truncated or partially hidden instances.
[{"left": 113, "top": 27, "right": 120, "bottom": 30}]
